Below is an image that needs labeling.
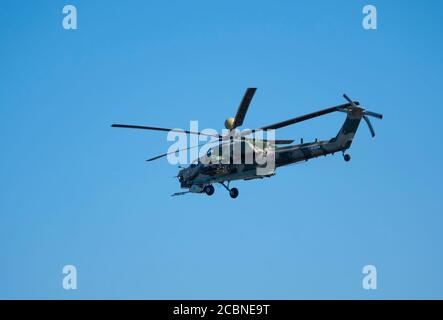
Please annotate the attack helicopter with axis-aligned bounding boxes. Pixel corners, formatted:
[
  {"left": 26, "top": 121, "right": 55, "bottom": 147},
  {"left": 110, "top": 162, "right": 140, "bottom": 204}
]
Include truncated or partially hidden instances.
[{"left": 112, "top": 88, "right": 382, "bottom": 198}]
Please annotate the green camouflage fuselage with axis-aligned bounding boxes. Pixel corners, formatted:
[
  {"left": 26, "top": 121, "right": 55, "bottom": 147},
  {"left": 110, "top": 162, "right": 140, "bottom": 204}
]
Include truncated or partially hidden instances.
[{"left": 178, "top": 108, "right": 364, "bottom": 191}]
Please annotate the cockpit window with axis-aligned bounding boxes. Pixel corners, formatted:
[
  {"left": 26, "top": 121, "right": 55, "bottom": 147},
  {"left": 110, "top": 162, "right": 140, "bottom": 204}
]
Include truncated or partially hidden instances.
[{"left": 206, "top": 148, "right": 212, "bottom": 157}]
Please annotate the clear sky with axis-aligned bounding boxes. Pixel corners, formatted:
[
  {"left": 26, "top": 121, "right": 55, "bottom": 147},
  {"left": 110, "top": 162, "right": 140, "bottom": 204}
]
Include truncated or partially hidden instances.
[{"left": 1, "top": 0, "right": 442, "bottom": 299}]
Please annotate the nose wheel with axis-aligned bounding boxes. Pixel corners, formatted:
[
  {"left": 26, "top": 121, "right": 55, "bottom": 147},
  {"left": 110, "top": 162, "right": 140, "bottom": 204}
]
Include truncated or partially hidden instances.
[
  {"left": 220, "top": 182, "right": 239, "bottom": 199},
  {"left": 343, "top": 153, "right": 351, "bottom": 162}
]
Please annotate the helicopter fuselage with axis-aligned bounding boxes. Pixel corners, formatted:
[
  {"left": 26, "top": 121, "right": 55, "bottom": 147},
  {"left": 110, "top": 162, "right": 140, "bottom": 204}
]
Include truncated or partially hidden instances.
[
  {"left": 178, "top": 136, "right": 352, "bottom": 192},
  {"left": 176, "top": 107, "right": 364, "bottom": 196}
]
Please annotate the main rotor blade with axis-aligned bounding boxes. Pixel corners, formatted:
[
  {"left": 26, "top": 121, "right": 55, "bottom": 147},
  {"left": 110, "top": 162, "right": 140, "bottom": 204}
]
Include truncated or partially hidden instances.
[
  {"left": 248, "top": 138, "right": 295, "bottom": 145},
  {"left": 111, "top": 124, "right": 221, "bottom": 138},
  {"left": 217, "top": 135, "right": 294, "bottom": 145},
  {"left": 146, "top": 140, "right": 220, "bottom": 162},
  {"left": 269, "top": 139, "right": 294, "bottom": 144},
  {"left": 233, "top": 88, "right": 257, "bottom": 128},
  {"left": 259, "top": 102, "right": 359, "bottom": 131},
  {"left": 363, "top": 115, "right": 376, "bottom": 137}
]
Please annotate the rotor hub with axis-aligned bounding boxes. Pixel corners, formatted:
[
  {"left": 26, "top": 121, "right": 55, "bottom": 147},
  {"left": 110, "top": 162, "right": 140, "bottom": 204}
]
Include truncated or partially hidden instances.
[{"left": 224, "top": 117, "right": 235, "bottom": 130}]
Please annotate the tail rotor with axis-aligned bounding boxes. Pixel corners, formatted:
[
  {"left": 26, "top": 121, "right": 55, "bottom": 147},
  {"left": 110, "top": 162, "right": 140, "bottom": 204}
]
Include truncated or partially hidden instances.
[{"left": 342, "top": 94, "right": 383, "bottom": 138}]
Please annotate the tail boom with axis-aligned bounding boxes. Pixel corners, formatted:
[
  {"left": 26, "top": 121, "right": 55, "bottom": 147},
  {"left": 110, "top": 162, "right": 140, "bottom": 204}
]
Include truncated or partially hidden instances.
[{"left": 275, "top": 108, "right": 367, "bottom": 167}]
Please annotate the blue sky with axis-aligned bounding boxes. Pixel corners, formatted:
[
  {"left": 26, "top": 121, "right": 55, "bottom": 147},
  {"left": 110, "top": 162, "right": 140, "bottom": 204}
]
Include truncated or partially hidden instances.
[{"left": 0, "top": 0, "right": 442, "bottom": 299}]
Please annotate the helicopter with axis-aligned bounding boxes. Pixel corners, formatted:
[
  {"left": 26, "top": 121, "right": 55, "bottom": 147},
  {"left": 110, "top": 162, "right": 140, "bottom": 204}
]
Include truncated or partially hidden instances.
[{"left": 112, "top": 88, "right": 383, "bottom": 198}]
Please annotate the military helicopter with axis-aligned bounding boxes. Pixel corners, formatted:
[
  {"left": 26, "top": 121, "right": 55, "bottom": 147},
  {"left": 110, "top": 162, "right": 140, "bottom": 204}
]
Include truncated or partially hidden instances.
[{"left": 112, "top": 88, "right": 382, "bottom": 198}]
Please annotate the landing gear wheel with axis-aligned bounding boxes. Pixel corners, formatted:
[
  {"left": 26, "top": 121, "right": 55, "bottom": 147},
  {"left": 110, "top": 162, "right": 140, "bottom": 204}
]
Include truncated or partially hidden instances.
[
  {"left": 229, "top": 188, "right": 239, "bottom": 199},
  {"left": 343, "top": 154, "right": 351, "bottom": 162},
  {"left": 204, "top": 185, "right": 215, "bottom": 196}
]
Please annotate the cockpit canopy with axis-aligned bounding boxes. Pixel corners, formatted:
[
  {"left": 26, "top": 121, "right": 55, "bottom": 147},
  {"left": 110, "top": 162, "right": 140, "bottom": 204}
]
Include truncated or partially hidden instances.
[{"left": 200, "top": 140, "right": 265, "bottom": 164}]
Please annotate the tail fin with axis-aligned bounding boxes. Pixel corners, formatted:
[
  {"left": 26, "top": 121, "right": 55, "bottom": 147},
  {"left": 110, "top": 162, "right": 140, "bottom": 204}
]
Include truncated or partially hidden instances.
[
  {"left": 332, "top": 94, "right": 383, "bottom": 150},
  {"left": 333, "top": 108, "right": 365, "bottom": 150}
]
